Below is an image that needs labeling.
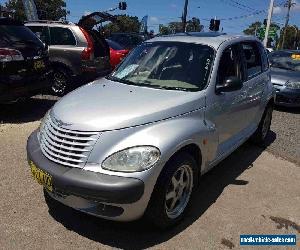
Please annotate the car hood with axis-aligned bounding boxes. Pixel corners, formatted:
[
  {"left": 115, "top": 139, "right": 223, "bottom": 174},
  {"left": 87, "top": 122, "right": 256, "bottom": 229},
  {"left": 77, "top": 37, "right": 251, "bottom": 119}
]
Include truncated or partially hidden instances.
[
  {"left": 271, "top": 67, "right": 300, "bottom": 86},
  {"left": 51, "top": 79, "right": 204, "bottom": 131}
]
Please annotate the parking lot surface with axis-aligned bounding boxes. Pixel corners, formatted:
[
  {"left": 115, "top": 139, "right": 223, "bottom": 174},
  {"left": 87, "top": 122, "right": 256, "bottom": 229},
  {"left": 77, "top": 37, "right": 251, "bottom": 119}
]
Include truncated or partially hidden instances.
[{"left": 0, "top": 96, "right": 299, "bottom": 249}]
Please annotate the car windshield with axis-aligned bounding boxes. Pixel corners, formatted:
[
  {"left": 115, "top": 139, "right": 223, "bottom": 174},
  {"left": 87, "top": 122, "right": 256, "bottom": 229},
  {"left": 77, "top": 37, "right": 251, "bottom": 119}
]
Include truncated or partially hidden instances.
[
  {"left": 107, "top": 42, "right": 215, "bottom": 91},
  {"left": 269, "top": 51, "right": 300, "bottom": 72}
]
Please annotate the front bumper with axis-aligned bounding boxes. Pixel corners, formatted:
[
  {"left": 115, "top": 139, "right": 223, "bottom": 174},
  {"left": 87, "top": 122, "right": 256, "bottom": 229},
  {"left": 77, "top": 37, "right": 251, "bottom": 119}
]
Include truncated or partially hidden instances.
[
  {"left": 0, "top": 71, "right": 52, "bottom": 103},
  {"left": 27, "top": 131, "right": 146, "bottom": 221},
  {"left": 274, "top": 86, "right": 300, "bottom": 107}
]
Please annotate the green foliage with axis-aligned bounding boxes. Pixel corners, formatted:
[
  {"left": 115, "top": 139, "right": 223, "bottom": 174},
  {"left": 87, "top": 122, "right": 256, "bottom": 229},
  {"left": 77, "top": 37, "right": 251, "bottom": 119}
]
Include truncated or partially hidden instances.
[
  {"left": 159, "top": 24, "right": 170, "bottom": 35},
  {"left": 278, "top": 25, "right": 300, "bottom": 49},
  {"left": 102, "top": 15, "right": 140, "bottom": 35},
  {"left": 159, "top": 17, "right": 202, "bottom": 35},
  {"left": 5, "top": 0, "right": 69, "bottom": 21},
  {"left": 186, "top": 17, "right": 203, "bottom": 32},
  {"left": 243, "top": 22, "right": 262, "bottom": 36}
]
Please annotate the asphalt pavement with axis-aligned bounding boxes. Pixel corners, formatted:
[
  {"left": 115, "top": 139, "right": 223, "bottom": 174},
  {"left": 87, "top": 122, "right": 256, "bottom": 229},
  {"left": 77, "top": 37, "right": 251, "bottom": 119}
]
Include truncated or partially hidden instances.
[{"left": 0, "top": 96, "right": 299, "bottom": 249}]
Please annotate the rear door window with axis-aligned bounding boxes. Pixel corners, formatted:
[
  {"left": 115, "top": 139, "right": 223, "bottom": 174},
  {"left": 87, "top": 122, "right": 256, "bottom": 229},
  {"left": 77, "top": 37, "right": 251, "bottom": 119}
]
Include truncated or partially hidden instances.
[
  {"left": 27, "top": 26, "right": 50, "bottom": 44},
  {"left": 49, "top": 27, "right": 76, "bottom": 45},
  {"left": 241, "top": 42, "right": 262, "bottom": 79}
]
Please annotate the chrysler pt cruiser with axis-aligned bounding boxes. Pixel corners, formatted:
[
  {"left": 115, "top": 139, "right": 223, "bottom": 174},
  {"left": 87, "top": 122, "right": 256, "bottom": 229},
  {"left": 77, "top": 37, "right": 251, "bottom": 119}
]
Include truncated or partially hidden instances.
[{"left": 27, "top": 33, "right": 275, "bottom": 228}]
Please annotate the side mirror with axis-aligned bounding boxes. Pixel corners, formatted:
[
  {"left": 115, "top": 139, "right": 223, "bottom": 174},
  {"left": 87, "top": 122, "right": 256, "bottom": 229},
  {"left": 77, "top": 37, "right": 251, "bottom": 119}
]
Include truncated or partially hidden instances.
[{"left": 216, "top": 76, "right": 243, "bottom": 94}]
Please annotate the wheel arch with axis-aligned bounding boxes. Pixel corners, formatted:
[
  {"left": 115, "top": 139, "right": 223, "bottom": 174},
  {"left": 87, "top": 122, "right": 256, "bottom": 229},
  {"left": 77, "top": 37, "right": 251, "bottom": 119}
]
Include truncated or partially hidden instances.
[
  {"left": 164, "top": 143, "right": 202, "bottom": 186},
  {"left": 51, "top": 61, "right": 74, "bottom": 76}
]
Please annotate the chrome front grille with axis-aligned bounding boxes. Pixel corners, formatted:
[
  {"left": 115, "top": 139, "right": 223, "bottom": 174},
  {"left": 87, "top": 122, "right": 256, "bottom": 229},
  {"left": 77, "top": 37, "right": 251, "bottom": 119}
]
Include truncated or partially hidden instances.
[{"left": 39, "top": 116, "right": 100, "bottom": 168}]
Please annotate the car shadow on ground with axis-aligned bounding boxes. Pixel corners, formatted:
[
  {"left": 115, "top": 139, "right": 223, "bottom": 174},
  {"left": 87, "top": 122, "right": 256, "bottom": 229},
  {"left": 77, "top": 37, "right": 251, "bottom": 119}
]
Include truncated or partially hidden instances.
[
  {"left": 46, "top": 131, "right": 276, "bottom": 250},
  {"left": 0, "top": 95, "right": 58, "bottom": 124},
  {"left": 274, "top": 105, "right": 300, "bottom": 114}
]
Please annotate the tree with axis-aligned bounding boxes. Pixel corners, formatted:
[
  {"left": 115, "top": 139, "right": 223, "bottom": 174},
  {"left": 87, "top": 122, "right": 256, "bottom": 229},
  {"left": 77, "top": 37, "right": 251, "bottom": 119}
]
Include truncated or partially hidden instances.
[
  {"left": 102, "top": 15, "right": 140, "bottom": 35},
  {"left": 159, "top": 17, "right": 202, "bottom": 35},
  {"left": 159, "top": 24, "right": 170, "bottom": 35},
  {"left": 278, "top": 25, "right": 300, "bottom": 49},
  {"left": 168, "top": 21, "right": 183, "bottom": 33},
  {"left": 186, "top": 17, "right": 203, "bottom": 32},
  {"left": 243, "top": 21, "right": 262, "bottom": 36},
  {"left": 5, "top": 0, "right": 69, "bottom": 21},
  {"left": 243, "top": 21, "right": 281, "bottom": 47}
]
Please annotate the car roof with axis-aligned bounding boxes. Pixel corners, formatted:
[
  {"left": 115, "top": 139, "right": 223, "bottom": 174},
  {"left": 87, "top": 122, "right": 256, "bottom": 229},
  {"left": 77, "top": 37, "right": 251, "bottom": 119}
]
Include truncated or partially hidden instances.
[
  {"left": 148, "top": 32, "right": 258, "bottom": 50},
  {"left": 25, "top": 20, "right": 77, "bottom": 27},
  {"left": 0, "top": 18, "right": 23, "bottom": 26}
]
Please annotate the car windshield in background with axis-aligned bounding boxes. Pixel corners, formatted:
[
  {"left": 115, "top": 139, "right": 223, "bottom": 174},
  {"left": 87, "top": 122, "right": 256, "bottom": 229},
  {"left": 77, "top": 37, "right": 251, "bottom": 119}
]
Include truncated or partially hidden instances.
[
  {"left": 106, "top": 39, "right": 125, "bottom": 50},
  {"left": 269, "top": 51, "right": 300, "bottom": 72},
  {"left": 0, "top": 25, "right": 43, "bottom": 47},
  {"left": 109, "top": 34, "right": 144, "bottom": 49},
  {"left": 107, "top": 42, "right": 215, "bottom": 91}
]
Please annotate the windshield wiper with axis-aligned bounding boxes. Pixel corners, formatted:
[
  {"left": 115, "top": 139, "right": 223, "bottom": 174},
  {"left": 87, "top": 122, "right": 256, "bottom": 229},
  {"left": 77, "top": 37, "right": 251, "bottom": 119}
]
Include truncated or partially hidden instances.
[
  {"left": 131, "top": 82, "right": 193, "bottom": 91},
  {"left": 106, "top": 76, "right": 196, "bottom": 91},
  {"left": 106, "top": 75, "right": 137, "bottom": 85}
]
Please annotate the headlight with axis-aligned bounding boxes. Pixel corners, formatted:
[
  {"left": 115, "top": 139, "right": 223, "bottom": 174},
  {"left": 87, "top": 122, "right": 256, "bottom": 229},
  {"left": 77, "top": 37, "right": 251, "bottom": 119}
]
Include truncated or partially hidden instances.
[
  {"left": 102, "top": 146, "right": 160, "bottom": 172},
  {"left": 285, "top": 81, "right": 300, "bottom": 89}
]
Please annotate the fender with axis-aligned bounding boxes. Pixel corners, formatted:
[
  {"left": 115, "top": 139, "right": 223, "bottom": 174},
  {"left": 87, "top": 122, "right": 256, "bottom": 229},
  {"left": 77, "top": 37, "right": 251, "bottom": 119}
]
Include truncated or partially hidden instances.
[{"left": 85, "top": 108, "right": 219, "bottom": 177}]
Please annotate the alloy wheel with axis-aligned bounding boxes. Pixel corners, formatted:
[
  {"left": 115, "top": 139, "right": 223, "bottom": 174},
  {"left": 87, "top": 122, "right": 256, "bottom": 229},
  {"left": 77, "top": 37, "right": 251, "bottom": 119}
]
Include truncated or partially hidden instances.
[
  {"left": 52, "top": 71, "right": 68, "bottom": 95},
  {"left": 165, "top": 164, "right": 193, "bottom": 219}
]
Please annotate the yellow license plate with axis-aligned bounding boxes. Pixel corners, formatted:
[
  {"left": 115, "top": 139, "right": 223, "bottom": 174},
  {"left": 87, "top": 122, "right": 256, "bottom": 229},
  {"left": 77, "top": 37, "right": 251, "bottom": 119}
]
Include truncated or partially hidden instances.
[
  {"left": 33, "top": 60, "right": 45, "bottom": 70},
  {"left": 29, "top": 161, "right": 53, "bottom": 192}
]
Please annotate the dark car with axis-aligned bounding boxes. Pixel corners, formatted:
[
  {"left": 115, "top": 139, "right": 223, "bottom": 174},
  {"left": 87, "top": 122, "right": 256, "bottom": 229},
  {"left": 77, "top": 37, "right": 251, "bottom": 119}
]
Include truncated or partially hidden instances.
[
  {"left": 269, "top": 50, "right": 300, "bottom": 107},
  {"left": 0, "top": 18, "right": 51, "bottom": 103},
  {"left": 26, "top": 17, "right": 111, "bottom": 95},
  {"left": 108, "top": 33, "right": 146, "bottom": 50}
]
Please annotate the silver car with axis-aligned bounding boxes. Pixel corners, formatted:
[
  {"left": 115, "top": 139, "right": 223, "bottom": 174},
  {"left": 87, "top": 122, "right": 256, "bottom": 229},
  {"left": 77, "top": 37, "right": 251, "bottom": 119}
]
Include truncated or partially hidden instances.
[
  {"left": 25, "top": 19, "right": 111, "bottom": 96},
  {"left": 269, "top": 50, "right": 300, "bottom": 107},
  {"left": 27, "top": 33, "right": 275, "bottom": 228}
]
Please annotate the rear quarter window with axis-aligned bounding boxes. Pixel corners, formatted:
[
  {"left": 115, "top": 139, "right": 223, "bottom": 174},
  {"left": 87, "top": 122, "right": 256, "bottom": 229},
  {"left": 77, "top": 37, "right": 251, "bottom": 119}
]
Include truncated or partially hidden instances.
[
  {"left": 50, "top": 27, "right": 76, "bottom": 46},
  {"left": 0, "top": 25, "right": 43, "bottom": 47},
  {"left": 27, "top": 26, "right": 50, "bottom": 44}
]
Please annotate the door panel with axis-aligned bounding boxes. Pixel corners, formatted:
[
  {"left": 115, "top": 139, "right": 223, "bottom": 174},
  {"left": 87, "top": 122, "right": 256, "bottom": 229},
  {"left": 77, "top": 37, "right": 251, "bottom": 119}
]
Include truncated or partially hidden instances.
[
  {"left": 206, "top": 44, "right": 249, "bottom": 161},
  {"left": 240, "top": 42, "right": 265, "bottom": 127}
]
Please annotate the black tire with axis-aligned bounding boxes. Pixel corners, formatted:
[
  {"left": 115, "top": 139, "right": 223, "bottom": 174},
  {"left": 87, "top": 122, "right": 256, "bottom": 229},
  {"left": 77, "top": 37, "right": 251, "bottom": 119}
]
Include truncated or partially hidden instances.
[
  {"left": 51, "top": 68, "right": 71, "bottom": 96},
  {"left": 144, "top": 152, "right": 198, "bottom": 229},
  {"left": 251, "top": 103, "right": 273, "bottom": 145}
]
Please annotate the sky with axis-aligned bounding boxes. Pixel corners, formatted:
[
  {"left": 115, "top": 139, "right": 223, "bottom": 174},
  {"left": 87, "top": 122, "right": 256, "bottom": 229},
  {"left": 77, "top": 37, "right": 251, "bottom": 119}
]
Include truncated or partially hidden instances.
[{"left": 1, "top": 0, "right": 300, "bottom": 34}]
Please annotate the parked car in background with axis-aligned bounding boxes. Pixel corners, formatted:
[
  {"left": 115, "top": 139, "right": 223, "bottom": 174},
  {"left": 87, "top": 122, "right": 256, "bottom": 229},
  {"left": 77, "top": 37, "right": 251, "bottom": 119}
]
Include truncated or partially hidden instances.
[
  {"left": 0, "top": 18, "right": 51, "bottom": 103},
  {"left": 27, "top": 33, "right": 274, "bottom": 228},
  {"left": 106, "top": 39, "right": 129, "bottom": 68},
  {"left": 269, "top": 50, "right": 300, "bottom": 107},
  {"left": 25, "top": 20, "right": 111, "bottom": 96},
  {"left": 108, "top": 32, "right": 146, "bottom": 50}
]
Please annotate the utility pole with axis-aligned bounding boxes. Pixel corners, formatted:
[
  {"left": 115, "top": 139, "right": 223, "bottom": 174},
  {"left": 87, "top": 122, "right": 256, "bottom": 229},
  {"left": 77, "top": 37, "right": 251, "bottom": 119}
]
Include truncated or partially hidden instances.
[
  {"left": 182, "top": 0, "right": 189, "bottom": 32},
  {"left": 281, "top": 0, "right": 295, "bottom": 49},
  {"left": 263, "top": 0, "right": 275, "bottom": 47}
]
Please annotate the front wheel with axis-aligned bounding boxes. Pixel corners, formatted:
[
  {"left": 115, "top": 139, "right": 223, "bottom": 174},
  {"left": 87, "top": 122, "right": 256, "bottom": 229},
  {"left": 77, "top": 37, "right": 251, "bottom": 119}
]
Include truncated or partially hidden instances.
[
  {"left": 145, "top": 152, "right": 198, "bottom": 229},
  {"left": 51, "top": 68, "right": 70, "bottom": 96},
  {"left": 251, "top": 104, "right": 273, "bottom": 145}
]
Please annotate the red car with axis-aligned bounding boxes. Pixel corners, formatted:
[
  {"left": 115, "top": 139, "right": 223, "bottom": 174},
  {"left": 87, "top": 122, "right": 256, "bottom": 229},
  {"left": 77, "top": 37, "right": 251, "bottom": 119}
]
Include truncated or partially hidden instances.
[{"left": 106, "top": 39, "right": 129, "bottom": 68}]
